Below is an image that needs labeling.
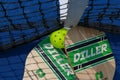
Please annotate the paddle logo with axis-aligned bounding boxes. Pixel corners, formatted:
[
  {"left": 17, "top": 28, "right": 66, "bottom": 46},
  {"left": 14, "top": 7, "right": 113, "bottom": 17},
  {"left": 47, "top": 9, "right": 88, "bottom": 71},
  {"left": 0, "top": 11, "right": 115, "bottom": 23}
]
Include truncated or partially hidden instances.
[
  {"left": 67, "top": 35, "right": 113, "bottom": 72},
  {"left": 95, "top": 71, "right": 103, "bottom": 80},
  {"left": 36, "top": 68, "right": 46, "bottom": 78},
  {"left": 74, "top": 43, "right": 108, "bottom": 63},
  {"left": 95, "top": 71, "right": 108, "bottom": 80}
]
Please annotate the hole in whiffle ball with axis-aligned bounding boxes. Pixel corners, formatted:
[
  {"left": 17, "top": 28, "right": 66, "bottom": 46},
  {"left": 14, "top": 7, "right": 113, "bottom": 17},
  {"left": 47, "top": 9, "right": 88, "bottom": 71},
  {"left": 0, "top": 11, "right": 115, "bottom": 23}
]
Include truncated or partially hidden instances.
[
  {"left": 58, "top": 31, "right": 60, "bottom": 33},
  {"left": 59, "top": 38, "right": 61, "bottom": 40}
]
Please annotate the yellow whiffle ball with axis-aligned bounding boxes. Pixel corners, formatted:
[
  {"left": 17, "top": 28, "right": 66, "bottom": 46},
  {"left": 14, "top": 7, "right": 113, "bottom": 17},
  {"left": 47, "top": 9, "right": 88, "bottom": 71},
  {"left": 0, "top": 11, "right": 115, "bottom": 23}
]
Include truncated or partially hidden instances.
[{"left": 50, "top": 28, "right": 68, "bottom": 48}]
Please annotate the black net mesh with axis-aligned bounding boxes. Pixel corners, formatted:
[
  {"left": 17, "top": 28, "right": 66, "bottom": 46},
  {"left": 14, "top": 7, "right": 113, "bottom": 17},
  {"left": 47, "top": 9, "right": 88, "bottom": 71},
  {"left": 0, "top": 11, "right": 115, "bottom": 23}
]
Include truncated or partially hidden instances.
[
  {"left": 0, "top": 0, "right": 62, "bottom": 50},
  {"left": 79, "top": 0, "right": 120, "bottom": 34}
]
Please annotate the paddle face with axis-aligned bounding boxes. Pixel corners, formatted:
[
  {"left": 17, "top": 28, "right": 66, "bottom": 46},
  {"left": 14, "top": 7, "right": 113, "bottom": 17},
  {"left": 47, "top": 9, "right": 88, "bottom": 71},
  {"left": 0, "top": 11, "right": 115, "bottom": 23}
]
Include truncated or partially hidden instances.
[
  {"left": 23, "top": 36, "right": 77, "bottom": 80},
  {"left": 65, "top": 26, "right": 115, "bottom": 80},
  {"left": 23, "top": 49, "right": 58, "bottom": 80}
]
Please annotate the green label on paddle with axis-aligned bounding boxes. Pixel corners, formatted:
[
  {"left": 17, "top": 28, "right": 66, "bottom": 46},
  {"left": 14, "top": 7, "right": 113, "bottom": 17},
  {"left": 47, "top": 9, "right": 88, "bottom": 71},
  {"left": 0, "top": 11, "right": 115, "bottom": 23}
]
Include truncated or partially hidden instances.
[
  {"left": 35, "top": 36, "right": 76, "bottom": 80},
  {"left": 95, "top": 71, "right": 108, "bottom": 80},
  {"left": 67, "top": 34, "right": 113, "bottom": 72},
  {"left": 95, "top": 71, "right": 103, "bottom": 80},
  {"left": 36, "top": 68, "right": 46, "bottom": 78}
]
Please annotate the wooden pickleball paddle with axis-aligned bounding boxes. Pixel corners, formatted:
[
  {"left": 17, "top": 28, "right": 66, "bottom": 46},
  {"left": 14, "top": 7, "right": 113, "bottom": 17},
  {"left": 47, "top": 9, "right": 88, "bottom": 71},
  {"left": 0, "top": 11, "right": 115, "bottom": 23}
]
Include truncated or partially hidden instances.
[
  {"left": 65, "top": 26, "right": 115, "bottom": 80},
  {"left": 23, "top": 36, "right": 77, "bottom": 80}
]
